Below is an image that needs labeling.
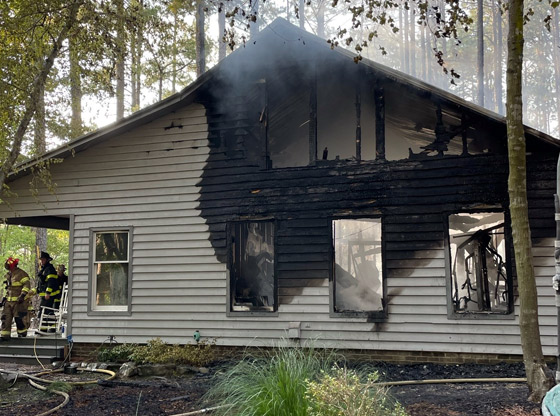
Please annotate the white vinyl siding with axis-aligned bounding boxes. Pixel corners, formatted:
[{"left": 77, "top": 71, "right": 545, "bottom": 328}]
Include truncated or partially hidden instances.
[{"left": 0, "top": 103, "right": 556, "bottom": 357}]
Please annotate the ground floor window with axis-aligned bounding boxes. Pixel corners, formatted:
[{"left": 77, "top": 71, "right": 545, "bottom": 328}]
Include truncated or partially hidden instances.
[
  {"left": 229, "top": 221, "right": 276, "bottom": 313},
  {"left": 448, "top": 212, "right": 511, "bottom": 315},
  {"left": 332, "top": 218, "right": 384, "bottom": 316},
  {"left": 90, "top": 229, "right": 131, "bottom": 313}
]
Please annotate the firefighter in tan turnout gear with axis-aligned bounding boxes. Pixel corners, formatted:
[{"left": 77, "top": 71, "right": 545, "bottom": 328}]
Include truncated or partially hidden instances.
[{"left": 0, "top": 257, "right": 31, "bottom": 341}]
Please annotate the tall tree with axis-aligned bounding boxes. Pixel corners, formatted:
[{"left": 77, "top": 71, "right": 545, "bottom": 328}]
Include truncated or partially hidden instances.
[
  {"left": 115, "top": 0, "right": 126, "bottom": 119},
  {"left": 477, "top": 0, "right": 485, "bottom": 106},
  {"left": 493, "top": 1, "right": 504, "bottom": 115},
  {"left": 0, "top": 0, "right": 82, "bottom": 192},
  {"left": 552, "top": 8, "right": 560, "bottom": 136},
  {"left": 196, "top": 0, "right": 206, "bottom": 76},
  {"left": 506, "top": 0, "right": 555, "bottom": 401},
  {"left": 69, "top": 35, "right": 83, "bottom": 137}
]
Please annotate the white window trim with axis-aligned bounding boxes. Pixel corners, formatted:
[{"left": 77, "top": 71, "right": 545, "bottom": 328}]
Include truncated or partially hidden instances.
[{"left": 89, "top": 228, "right": 132, "bottom": 315}]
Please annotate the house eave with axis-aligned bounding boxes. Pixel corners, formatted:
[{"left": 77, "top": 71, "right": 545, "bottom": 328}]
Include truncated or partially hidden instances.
[{"left": 7, "top": 68, "right": 214, "bottom": 183}]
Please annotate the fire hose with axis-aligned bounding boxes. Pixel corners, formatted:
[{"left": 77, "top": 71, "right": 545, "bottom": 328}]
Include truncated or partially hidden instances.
[{"left": 0, "top": 367, "right": 116, "bottom": 416}]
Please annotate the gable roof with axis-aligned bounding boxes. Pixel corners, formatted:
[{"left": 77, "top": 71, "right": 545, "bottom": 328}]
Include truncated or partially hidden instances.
[{"left": 9, "top": 18, "right": 559, "bottom": 181}]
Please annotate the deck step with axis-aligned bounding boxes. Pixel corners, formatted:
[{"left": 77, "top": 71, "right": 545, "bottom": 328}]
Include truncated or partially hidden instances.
[{"left": 0, "top": 336, "right": 67, "bottom": 365}]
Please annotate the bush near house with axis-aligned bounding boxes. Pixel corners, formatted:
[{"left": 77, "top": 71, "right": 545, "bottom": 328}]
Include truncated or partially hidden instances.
[
  {"left": 97, "top": 337, "right": 216, "bottom": 367},
  {"left": 204, "top": 344, "right": 405, "bottom": 416}
]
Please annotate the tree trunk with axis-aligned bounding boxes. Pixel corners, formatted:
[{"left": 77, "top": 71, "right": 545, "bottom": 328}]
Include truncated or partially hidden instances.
[
  {"left": 493, "top": 1, "right": 504, "bottom": 115},
  {"left": 34, "top": 85, "right": 45, "bottom": 152},
  {"left": 69, "top": 35, "right": 82, "bottom": 137},
  {"left": 130, "top": 0, "right": 142, "bottom": 112},
  {"left": 506, "top": 0, "right": 555, "bottom": 402},
  {"left": 218, "top": 5, "right": 226, "bottom": 61},
  {"left": 116, "top": 0, "right": 125, "bottom": 120},
  {"left": 196, "top": 0, "right": 205, "bottom": 77},
  {"left": 317, "top": 0, "right": 325, "bottom": 38},
  {"left": 299, "top": 0, "right": 305, "bottom": 29},
  {"left": 409, "top": 1, "right": 415, "bottom": 77},
  {"left": 477, "top": 0, "right": 484, "bottom": 106},
  {"left": 553, "top": 8, "right": 560, "bottom": 137},
  {"left": 404, "top": 4, "right": 409, "bottom": 73},
  {"left": 399, "top": 6, "right": 404, "bottom": 71},
  {"left": 0, "top": 1, "right": 80, "bottom": 192},
  {"left": 420, "top": 22, "right": 427, "bottom": 81},
  {"left": 34, "top": 85, "right": 48, "bottom": 273},
  {"left": 172, "top": 11, "right": 178, "bottom": 93}
]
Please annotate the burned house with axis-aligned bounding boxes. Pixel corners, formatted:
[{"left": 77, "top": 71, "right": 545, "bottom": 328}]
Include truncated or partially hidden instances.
[{"left": 1, "top": 18, "right": 559, "bottom": 360}]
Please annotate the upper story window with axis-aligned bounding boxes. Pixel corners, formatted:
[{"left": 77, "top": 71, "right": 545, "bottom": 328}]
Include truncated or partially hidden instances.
[
  {"left": 447, "top": 212, "right": 512, "bottom": 317},
  {"left": 229, "top": 221, "right": 276, "bottom": 314},
  {"left": 332, "top": 218, "right": 385, "bottom": 318},
  {"left": 265, "top": 63, "right": 377, "bottom": 169},
  {"left": 90, "top": 229, "right": 131, "bottom": 313}
]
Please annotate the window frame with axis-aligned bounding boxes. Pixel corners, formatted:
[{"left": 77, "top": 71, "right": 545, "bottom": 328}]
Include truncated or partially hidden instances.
[
  {"left": 227, "top": 220, "right": 278, "bottom": 317},
  {"left": 88, "top": 227, "right": 133, "bottom": 316},
  {"left": 329, "top": 216, "right": 387, "bottom": 320},
  {"left": 444, "top": 210, "right": 515, "bottom": 320}
]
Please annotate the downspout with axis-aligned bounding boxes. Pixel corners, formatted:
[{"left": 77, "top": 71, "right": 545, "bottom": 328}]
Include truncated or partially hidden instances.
[{"left": 553, "top": 154, "right": 560, "bottom": 382}]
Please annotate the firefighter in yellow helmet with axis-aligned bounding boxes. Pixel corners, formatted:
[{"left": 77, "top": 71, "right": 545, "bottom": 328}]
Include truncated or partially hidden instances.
[{"left": 0, "top": 257, "right": 31, "bottom": 341}]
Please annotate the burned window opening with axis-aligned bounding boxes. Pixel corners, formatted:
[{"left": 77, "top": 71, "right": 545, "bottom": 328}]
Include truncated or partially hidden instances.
[
  {"left": 230, "top": 221, "right": 276, "bottom": 313},
  {"left": 385, "top": 82, "right": 501, "bottom": 161},
  {"left": 264, "top": 65, "right": 376, "bottom": 169},
  {"left": 448, "top": 212, "right": 511, "bottom": 315},
  {"left": 332, "top": 218, "right": 384, "bottom": 315}
]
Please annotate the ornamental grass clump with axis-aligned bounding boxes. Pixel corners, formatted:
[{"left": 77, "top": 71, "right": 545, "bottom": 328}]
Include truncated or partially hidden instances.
[
  {"left": 306, "top": 365, "right": 407, "bottom": 416},
  {"left": 204, "top": 344, "right": 338, "bottom": 416}
]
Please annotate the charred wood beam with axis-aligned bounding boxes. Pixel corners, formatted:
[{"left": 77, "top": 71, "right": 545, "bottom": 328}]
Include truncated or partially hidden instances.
[
  {"left": 259, "top": 80, "right": 270, "bottom": 169},
  {"left": 374, "top": 86, "right": 386, "bottom": 160},
  {"left": 461, "top": 113, "right": 469, "bottom": 156},
  {"left": 355, "top": 80, "right": 362, "bottom": 162}
]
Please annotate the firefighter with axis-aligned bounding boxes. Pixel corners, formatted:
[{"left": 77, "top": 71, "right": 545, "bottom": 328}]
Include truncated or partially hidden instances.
[
  {"left": 23, "top": 287, "right": 37, "bottom": 330},
  {"left": 55, "top": 264, "right": 68, "bottom": 309},
  {"left": 0, "top": 257, "right": 31, "bottom": 341},
  {"left": 37, "top": 251, "right": 59, "bottom": 332}
]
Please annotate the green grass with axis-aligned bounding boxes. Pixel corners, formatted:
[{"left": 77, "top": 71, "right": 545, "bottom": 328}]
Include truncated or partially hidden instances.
[{"left": 204, "top": 343, "right": 338, "bottom": 416}]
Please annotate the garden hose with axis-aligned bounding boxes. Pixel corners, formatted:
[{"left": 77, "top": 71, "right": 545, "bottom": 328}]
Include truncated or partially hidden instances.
[
  {"left": 374, "top": 376, "right": 527, "bottom": 387},
  {"left": 0, "top": 366, "right": 116, "bottom": 416},
  {"left": 27, "top": 378, "right": 70, "bottom": 416},
  {"left": 173, "top": 377, "right": 529, "bottom": 416}
]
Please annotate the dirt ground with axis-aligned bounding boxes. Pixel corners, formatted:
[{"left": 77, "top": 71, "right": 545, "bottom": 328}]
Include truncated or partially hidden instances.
[{"left": 0, "top": 361, "right": 545, "bottom": 415}]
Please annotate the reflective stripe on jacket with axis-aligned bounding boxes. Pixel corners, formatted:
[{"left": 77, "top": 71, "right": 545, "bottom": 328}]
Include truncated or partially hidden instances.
[{"left": 3, "top": 268, "right": 30, "bottom": 301}]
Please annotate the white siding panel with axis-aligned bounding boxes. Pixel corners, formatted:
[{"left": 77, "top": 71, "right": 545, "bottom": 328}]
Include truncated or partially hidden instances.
[{"left": 1, "top": 101, "right": 556, "bottom": 358}]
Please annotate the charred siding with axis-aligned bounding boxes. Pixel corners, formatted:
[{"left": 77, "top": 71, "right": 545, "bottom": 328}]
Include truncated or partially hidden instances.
[{"left": 197, "top": 90, "right": 557, "bottom": 323}]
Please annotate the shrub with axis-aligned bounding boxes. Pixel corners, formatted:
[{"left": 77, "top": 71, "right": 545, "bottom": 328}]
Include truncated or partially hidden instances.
[
  {"left": 204, "top": 344, "right": 339, "bottom": 416},
  {"left": 97, "top": 343, "right": 138, "bottom": 363},
  {"left": 306, "top": 365, "right": 407, "bottom": 416},
  {"left": 96, "top": 338, "right": 216, "bottom": 366},
  {"left": 129, "top": 337, "right": 216, "bottom": 367}
]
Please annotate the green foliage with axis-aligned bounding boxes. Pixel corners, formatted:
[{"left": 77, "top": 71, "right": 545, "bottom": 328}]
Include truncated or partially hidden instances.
[
  {"left": 306, "top": 365, "right": 407, "bottom": 416},
  {"left": 46, "top": 381, "right": 72, "bottom": 393},
  {"left": 119, "top": 338, "right": 215, "bottom": 366},
  {"left": 0, "top": 224, "right": 69, "bottom": 297},
  {"left": 97, "top": 342, "right": 138, "bottom": 363},
  {"left": 204, "top": 344, "right": 339, "bottom": 416}
]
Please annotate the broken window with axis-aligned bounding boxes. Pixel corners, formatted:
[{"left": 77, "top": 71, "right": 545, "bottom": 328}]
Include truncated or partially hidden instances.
[
  {"left": 448, "top": 212, "right": 511, "bottom": 314},
  {"left": 332, "top": 218, "right": 384, "bottom": 315},
  {"left": 91, "top": 230, "right": 130, "bottom": 312},
  {"left": 317, "top": 72, "right": 376, "bottom": 162},
  {"left": 267, "top": 74, "right": 310, "bottom": 168},
  {"left": 230, "top": 221, "right": 276, "bottom": 312},
  {"left": 385, "top": 83, "right": 499, "bottom": 161}
]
